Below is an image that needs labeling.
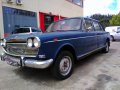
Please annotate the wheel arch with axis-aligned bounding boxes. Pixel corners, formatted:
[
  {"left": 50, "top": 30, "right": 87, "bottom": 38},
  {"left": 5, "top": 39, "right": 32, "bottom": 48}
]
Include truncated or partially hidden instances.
[
  {"left": 106, "top": 38, "right": 110, "bottom": 46},
  {"left": 54, "top": 44, "right": 77, "bottom": 61}
]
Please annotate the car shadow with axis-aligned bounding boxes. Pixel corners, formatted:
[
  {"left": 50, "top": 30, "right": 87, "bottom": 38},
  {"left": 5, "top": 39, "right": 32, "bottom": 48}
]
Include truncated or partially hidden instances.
[
  {"left": 111, "top": 40, "right": 120, "bottom": 42},
  {"left": 12, "top": 48, "right": 117, "bottom": 88}
]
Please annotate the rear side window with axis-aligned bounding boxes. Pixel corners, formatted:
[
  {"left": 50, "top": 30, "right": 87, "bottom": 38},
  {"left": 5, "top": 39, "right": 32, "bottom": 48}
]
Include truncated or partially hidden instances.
[
  {"left": 13, "top": 28, "right": 30, "bottom": 34},
  {"left": 117, "top": 27, "right": 120, "bottom": 33},
  {"left": 93, "top": 21, "right": 103, "bottom": 31}
]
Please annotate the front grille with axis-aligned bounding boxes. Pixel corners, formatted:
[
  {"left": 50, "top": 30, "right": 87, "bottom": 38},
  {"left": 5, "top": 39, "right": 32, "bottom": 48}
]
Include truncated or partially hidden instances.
[{"left": 4, "top": 43, "right": 39, "bottom": 56}]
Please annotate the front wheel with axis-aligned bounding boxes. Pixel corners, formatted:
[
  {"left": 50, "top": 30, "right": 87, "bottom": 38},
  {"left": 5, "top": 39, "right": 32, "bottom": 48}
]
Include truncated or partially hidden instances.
[
  {"left": 102, "top": 42, "right": 109, "bottom": 53},
  {"left": 51, "top": 51, "right": 74, "bottom": 80}
]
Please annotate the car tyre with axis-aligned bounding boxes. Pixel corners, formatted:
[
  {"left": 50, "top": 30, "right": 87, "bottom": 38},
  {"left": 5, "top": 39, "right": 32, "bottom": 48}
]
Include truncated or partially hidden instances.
[
  {"left": 110, "top": 35, "right": 115, "bottom": 41},
  {"left": 102, "top": 42, "right": 109, "bottom": 53},
  {"left": 51, "top": 51, "right": 74, "bottom": 80}
]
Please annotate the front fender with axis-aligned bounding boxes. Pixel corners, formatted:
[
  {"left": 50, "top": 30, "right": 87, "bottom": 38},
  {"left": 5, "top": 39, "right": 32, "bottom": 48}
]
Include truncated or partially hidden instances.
[{"left": 54, "top": 43, "right": 76, "bottom": 60}]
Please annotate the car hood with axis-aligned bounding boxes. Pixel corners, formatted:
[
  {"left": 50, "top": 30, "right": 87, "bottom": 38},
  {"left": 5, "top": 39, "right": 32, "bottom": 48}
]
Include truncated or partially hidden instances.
[
  {"left": 5, "top": 32, "right": 42, "bottom": 43},
  {"left": 38, "top": 31, "right": 84, "bottom": 43},
  {"left": 5, "top": 31, "right": 83, "bottom": 43}
]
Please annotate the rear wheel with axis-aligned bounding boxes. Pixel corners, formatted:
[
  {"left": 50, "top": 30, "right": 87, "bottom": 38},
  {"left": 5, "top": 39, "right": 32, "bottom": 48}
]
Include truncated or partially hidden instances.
[
  {"left": 102, "top": 42, "right": 109, "bottom": 53},
  {"left": 51, "top": 51, "right": 74, "bottom": 80}
]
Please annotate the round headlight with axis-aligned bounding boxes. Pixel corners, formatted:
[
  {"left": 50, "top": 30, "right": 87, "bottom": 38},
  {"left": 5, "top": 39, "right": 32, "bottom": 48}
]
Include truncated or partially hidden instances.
[
  {"left": 1, "top": 39, "right": 6, "bottom": 47},
  {"left": 27, "top": 38, "right": 33, "bottom": 48},
  {"left": 33, "top": 37, "right": 40, "bottom": 48},
  {"left": 0, "top": 40, "right": 3, "bottom": 46}
]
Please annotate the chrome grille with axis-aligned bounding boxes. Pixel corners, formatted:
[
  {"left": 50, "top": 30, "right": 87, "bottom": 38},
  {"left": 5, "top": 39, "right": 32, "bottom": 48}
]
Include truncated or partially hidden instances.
[{"left": 5, "top": 43, "right": 39, "bottom": 56}]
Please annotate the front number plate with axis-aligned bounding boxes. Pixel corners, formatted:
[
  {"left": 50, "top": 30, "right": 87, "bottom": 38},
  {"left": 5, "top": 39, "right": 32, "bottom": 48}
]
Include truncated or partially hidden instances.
[{"left": 4, "top": 55, "right": 20, "bottom": 67}]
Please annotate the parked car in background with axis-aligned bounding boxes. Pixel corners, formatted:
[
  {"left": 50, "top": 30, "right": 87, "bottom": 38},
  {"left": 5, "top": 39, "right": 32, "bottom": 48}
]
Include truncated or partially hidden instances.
[
  {"left": 105, "top": 26, "right": 120, "bottom": 41},
  {"left": 12, "top": 27, "right": 42, "bottom": 34},
  {"left": 0, "top": 17, "right": 110, "bottom": 80}
]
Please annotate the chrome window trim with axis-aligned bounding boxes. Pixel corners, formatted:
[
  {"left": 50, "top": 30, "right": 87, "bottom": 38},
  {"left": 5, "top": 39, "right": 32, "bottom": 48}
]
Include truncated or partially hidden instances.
[{"left": 77, "top": 46, "right": 105, "bottom": 59}]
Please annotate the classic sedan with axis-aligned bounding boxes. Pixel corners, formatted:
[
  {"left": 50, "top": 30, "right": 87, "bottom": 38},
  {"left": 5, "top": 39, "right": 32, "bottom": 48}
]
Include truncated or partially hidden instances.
[{"left": 0, "top": 17, "right": 110, "bottom": 80}]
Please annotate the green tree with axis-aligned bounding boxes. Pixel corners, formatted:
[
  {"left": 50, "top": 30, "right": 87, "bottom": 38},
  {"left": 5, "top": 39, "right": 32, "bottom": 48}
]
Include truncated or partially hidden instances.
[
  {"left": 110, "top": 15, "right": 120, "bottom": 26},
  {"left": 90, "top": 14, "right": 112, "bottom": 28}
]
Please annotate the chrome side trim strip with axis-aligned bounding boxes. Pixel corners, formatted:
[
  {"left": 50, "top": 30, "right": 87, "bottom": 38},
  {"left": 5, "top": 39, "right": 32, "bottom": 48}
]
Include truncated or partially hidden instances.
[
  {"left": 44, "top": 35, "right": 105, "bottom": 43},
  {"left": 77, "top": 46, "right": 105, "bottom": 59}
]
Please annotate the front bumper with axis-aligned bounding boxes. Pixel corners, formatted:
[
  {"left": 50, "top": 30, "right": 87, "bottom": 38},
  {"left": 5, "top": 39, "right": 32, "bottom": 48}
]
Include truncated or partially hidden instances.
[{"left": 0, "top": 53, "right": 53, "bottom": 69}]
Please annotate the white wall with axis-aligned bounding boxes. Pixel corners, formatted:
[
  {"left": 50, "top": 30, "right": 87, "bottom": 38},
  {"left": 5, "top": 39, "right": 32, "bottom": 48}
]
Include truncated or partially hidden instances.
[
  {"left": 1, "top": 0, "right": 40, "bottom": 28},
  {"left": 0, "top": 0, "right": 4, "bottom": 39},
  {"left": 38, "top": 0, "right": 83, "bottom": 17}
]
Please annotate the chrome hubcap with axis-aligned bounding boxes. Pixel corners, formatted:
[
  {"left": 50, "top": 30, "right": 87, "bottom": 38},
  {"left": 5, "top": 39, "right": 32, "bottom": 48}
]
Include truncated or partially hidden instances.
[{"left": 59, "top": 56, "right": 72, "bottom": 76}]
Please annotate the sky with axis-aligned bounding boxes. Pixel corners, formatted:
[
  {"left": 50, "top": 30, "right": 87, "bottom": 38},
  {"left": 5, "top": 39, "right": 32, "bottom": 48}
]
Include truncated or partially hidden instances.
[{"left": 84, "top": 0, "right": 120, "bottom": 16}]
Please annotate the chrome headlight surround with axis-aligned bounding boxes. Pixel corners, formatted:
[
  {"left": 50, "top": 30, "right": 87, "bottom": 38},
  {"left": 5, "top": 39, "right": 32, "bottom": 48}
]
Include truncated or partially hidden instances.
[
  {"left": 27, "top": 37, "right": 41, "bottom": 48},
  {"left": 0, "top": 39, "right": 6, "bottom": 47},
  {"left": 33, "top": 37, "right": 41, "bottom": 48}
]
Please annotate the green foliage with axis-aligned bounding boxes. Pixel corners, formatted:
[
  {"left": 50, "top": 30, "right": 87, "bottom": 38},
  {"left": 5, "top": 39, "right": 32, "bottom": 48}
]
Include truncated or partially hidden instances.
[
  {"left": 110, "top": 15, "right": 120, "bottom": 26},
  {"left": 90, "top": 14, "right": 112, "bottom": 28}
]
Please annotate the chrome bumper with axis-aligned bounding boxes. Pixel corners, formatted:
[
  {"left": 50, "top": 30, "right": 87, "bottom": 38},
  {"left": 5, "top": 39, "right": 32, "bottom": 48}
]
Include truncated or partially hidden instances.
[{"left": 0, "top": 53, "right": 53, "bottom": 69}]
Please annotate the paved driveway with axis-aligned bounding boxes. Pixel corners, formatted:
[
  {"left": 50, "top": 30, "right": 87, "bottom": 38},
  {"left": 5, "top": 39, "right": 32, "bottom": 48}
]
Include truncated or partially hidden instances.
[{"left": 0, "top": 42, "right": 120, "bottom": 90}]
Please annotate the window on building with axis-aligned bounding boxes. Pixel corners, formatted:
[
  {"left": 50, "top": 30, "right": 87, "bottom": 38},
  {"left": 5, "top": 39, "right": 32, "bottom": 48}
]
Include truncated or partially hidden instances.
[{"left": 67, "top": 0, "right": 83, "bottom": 7}]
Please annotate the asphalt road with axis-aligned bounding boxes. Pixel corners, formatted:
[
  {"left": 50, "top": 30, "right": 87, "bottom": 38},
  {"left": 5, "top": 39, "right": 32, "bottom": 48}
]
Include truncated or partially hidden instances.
[{"left": 0, "top": 42, "right": 120, "bottom": 90}]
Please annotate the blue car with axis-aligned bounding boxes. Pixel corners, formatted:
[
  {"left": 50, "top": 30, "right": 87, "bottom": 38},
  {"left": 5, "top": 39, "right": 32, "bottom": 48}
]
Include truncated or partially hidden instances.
[{"left": 0, "top": 17, "right": 110, "bottom": 80}]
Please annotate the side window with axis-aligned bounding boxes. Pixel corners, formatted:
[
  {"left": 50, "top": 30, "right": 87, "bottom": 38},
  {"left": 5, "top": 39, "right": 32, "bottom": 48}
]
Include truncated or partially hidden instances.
[
  {"left": 93, "top": 21, "right": 103, "bottom": 31},
  {"left": 117, "top": 27, "right": 120, "bottom": 33},
  {"left": 82, "top": 19, "right": 93, "bottom": 32}
]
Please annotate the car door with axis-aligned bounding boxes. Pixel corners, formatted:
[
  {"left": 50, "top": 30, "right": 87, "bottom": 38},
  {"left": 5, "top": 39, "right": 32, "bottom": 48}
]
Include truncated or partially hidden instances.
[
  {"left": 81, "top": 19, "right": 98, "bottom": 53},
  {"left": 92, "top": 21, "right": 106, "bottom": 48},
  {"left": 115, "top": 27, "right": 120, "bottom": 40}
]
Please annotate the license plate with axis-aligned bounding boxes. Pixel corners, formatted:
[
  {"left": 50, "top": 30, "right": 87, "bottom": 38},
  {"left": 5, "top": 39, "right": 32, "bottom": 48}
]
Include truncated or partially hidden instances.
[{"left": 4, "top": 55, "right": 20, "bottom": 67}]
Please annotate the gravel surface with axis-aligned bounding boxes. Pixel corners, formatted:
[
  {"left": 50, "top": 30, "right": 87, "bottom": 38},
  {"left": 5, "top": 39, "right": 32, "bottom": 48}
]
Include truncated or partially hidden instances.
[{"left": 0, "top": 42, "right": 120, "bottom": 90}]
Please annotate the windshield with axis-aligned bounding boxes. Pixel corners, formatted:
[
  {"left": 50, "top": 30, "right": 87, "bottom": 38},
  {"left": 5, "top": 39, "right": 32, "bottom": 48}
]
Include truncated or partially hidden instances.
[
  {"left": 46, "top": 18, "right": 81, "bottom": 32},
  {"left": 13, "top": 28, "right": 30, "bottom": 34}
]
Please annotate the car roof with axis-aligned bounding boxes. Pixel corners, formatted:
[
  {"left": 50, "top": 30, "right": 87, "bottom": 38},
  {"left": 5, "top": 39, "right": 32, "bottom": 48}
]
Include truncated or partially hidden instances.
[{"left": 54, "top": 17, "right": 99, "bottom": 23}]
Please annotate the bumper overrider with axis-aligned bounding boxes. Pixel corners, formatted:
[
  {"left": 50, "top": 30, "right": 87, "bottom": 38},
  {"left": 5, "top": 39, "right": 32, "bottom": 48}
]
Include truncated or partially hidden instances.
[{"left": 0, "top": 52, "right": 53, "bottom": 69}]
